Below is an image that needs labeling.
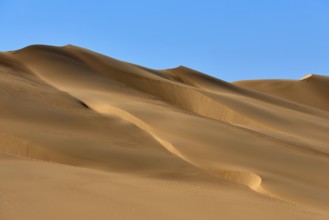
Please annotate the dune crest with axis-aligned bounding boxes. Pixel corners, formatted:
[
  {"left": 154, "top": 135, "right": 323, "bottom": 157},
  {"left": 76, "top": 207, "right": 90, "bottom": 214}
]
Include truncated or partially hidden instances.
[
  {"left": 1, "top": 45, "right": 329, "bottom": 220},
  {"left": 300, "top": 73, "right": 313, "bottom": 80}
]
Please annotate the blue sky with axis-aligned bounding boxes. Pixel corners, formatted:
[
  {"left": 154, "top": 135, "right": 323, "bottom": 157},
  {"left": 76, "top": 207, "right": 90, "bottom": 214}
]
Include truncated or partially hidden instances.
[{"left": 1, "top": 0, "right": 328, "bottom": 81}]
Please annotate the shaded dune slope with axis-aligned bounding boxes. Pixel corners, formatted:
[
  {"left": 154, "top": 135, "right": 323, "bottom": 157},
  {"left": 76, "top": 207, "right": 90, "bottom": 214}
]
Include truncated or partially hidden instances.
[
  {"left": 234, "top": 74, "right": 329, "bottom": 112},
  {"left": 1, "top": 45, "right": 329, "bottom": 210}
]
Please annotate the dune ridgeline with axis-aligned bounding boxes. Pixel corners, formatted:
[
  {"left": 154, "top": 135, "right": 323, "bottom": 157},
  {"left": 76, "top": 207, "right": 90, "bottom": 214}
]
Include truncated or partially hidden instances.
[{"left": 1, "top": 45, "right": 329, "bottom": 220}]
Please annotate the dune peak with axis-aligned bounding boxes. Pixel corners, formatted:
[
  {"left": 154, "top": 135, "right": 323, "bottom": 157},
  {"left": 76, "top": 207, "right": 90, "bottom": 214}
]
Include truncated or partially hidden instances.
[{"left": 300, "top": 73, "right": 313, "bottom": 80}]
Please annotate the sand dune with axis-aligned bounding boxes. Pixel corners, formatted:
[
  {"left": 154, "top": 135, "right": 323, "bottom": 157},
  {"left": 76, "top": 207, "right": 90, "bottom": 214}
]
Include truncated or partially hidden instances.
[
  {"left": 234, "top": 74, "right": 329, "bottom": 112},
  {"left": 1, "top": 45, "right": 329, "bottom": 220}
]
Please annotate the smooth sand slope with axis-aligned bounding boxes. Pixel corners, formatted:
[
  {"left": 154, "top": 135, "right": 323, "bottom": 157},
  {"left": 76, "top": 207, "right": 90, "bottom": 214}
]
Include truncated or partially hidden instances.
[{"left": 1, "top": 45, "right": 329, "bottom": 220}]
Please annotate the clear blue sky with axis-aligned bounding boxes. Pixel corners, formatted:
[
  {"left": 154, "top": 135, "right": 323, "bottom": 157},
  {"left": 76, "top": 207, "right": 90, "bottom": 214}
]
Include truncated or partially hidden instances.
[{"left": 1, "top": 0, "right": 328, "bottom": 81}]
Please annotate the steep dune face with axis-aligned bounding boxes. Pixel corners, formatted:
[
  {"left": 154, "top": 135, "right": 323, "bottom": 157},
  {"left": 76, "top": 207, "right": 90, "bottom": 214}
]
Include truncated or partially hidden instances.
[{"left": 1, "top": 45, "right": 329, "bottom": 220}]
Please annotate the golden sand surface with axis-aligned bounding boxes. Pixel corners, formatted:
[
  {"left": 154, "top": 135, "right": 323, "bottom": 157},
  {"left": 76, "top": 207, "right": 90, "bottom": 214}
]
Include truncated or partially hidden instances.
[{"left": 1, "top": 45, "right": 329, "bottom": 219}]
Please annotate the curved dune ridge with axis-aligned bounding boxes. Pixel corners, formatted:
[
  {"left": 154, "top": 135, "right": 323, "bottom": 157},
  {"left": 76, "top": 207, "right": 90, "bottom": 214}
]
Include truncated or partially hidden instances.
[{"left": 1, "top": 45, "right": 329, "bottom": 220}]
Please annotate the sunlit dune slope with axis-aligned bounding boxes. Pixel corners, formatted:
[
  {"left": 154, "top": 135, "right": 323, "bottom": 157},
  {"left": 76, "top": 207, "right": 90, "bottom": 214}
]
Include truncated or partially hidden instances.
[{"left": 1, "top": 45, "right": 329, "bottom": 220}]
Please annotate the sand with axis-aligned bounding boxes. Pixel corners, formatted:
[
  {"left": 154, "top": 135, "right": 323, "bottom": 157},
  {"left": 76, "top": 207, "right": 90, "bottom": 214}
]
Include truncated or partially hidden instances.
[{"left": 0, "top": 44, "right": 329, "bottom": 220}]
